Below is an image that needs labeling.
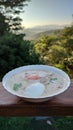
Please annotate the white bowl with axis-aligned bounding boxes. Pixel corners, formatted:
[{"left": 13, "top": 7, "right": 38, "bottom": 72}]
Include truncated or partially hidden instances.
[{"left": 2, "top": 65, "right": 70, "bottom": 102}]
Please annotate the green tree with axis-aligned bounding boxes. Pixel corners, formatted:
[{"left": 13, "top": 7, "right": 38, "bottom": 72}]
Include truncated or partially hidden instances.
[
  {"left": 34, "top": 25, "right": 73, "bottom": 79},
  {"left": 62, "top": 37, "right": 73, "bottom": 55},
  {"left": 0, "top": 13, "right": 9, "bottom": 36},
  {"left": 0, "top": 0, "right": 30, "bottom": 35},
  {"left": 34, "top": 35, "right": 58, "bottom": 60},
  {"left": 63, "top": 56, "right": 73, "bottom": 78},
  {"left": 47, "top": 45, "right": 67, "bottom": 64},
  {"left": 62, "top": 25, "right": 73, "bottom": 37},
  {"left": 0, "top": 33, "right": 41, "bottom": 80}
]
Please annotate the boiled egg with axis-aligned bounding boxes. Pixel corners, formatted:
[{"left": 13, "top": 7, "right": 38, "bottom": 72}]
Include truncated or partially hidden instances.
[{"left": 23, "top": 82, "right": 45, "bottom": 98}]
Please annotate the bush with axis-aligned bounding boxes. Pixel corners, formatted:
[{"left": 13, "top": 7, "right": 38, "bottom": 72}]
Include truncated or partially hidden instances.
[{"left": 0, "top": 33, "right": 42, "bottom": 80}]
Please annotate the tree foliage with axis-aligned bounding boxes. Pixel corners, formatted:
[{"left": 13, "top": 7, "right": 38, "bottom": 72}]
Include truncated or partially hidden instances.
[
  {"left": 0, "top": 13, "right": 9, "bottom": 35},
  {"left": 0, "top": 33, "right": 41, "bottom": 80},
  {"left": 0, "top": 0, "right": 30, "bottom": 35},
  {"left": 34, "top": 25, "right": 73, "bottom": 79}
]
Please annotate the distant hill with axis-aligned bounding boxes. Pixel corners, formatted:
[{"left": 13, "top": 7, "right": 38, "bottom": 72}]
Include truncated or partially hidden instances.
[
  {"left": 23, "top": 24, "right": 68, "bottom": 40},
  {"left": 24, "top": 29, "right": 63, "bottom": 40},
  {"left": 30, "top": 29, "right": 63, "bottom": 40}
]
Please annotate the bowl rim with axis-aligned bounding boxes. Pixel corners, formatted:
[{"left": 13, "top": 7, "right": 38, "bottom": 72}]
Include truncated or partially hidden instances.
[{"left": 2, "top": 65, "right": 71, "bottom": 99}]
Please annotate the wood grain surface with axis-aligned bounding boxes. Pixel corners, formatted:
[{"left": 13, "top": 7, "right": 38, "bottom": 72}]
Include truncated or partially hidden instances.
[{"left": 0, "top": 82, "right": 73, "bottom": 116}]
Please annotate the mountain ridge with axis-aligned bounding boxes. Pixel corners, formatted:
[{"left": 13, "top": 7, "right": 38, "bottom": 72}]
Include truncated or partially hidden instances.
[{"left": 23, "top": 24, "right": 69, "bottom": 40}]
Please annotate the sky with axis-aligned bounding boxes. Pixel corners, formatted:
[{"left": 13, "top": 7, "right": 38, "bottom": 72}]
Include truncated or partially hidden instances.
[{"left": 20, "top": 0, "right": 73, "bottom": 28}]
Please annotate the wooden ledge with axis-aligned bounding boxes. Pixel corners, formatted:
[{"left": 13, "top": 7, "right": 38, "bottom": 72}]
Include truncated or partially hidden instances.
[{"left": 0, "top": 82, "right": 73, "bottom": 116}]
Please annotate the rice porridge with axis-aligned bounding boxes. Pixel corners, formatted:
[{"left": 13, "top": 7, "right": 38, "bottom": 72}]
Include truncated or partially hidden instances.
[{"left": 7, "top": 69, "right": 67, "bottom": 98}]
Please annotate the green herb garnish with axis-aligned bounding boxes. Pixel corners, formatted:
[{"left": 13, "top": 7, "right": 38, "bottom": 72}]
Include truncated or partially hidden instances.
[
  {"left": 50, "top": 78, "right": 58, "bottom": 83},
  {"left": 52, "top": 78, "right": 57, "bottom": 80},
  {"left": 13, "top": 83, "right": 22, "bottom": 91}
]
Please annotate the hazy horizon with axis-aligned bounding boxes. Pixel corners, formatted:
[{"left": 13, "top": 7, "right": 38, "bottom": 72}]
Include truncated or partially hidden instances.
[
  {"left": 23, "top": 23, "right": 70, "bottom": 29},
  {"left": 22, "top": 21, "right": 71, "bottom": 29}
]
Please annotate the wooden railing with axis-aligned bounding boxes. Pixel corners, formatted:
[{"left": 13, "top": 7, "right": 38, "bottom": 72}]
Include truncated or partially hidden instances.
[{"left": 0, "top": 82, "right": 73, "bottom": 116}]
